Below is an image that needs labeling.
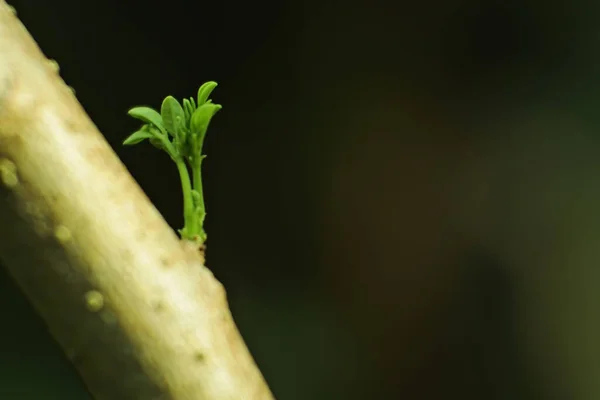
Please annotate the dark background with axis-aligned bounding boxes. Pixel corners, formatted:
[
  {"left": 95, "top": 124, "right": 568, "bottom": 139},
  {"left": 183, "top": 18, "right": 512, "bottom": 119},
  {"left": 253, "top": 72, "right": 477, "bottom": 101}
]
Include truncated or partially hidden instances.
[{"left": 2, "top": 0, "right": 600, "bottom": 399}]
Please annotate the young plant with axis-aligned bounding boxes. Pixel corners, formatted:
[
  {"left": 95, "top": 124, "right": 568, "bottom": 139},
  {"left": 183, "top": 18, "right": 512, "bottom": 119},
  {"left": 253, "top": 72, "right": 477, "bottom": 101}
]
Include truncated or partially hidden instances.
[{"left": 123, "top": 81, "right": 222, "bottom": 246}]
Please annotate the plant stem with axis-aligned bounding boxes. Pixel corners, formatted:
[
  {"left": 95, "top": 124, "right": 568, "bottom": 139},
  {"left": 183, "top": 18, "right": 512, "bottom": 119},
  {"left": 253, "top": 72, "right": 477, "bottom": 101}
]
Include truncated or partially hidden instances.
[
  {"left": 175, "top": 157, "right": 196, "bottom": 238},
  {"left": 192, "top": 157, "right": 205, "bottom": 219}
]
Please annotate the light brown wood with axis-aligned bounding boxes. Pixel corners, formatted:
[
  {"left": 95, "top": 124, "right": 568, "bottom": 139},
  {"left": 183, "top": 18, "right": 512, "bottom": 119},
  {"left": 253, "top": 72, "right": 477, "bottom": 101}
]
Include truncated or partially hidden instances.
[{"left": 0, "top": 2, "right": 274, "bottom": 399}]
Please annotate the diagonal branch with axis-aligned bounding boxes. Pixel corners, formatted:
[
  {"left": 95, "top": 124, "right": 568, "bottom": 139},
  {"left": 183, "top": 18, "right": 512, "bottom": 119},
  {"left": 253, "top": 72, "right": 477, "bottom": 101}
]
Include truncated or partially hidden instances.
[{"left": 0, "top": 2, "right": 274, "bottom": 399}]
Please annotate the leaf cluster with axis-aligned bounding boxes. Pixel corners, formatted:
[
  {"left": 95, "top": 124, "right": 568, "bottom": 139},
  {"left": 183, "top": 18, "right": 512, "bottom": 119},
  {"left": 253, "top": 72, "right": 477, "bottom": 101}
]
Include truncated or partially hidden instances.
[
  {"left": 123, "top": 81, "right": 222, "bottom": 244},
  {"left": 124, "top": 81, "right": 221, "bottom": 162}
]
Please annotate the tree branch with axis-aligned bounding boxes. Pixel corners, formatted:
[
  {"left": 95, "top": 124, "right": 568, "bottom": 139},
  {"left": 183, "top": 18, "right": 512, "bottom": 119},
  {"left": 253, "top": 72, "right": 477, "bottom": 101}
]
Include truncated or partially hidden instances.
[{"left": 0, "top": 2, "right": 274, "bottom": 399}]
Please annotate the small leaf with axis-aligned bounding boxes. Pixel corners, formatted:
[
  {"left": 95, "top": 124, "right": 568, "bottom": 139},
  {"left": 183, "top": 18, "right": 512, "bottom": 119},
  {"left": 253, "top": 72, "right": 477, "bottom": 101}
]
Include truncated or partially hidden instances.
[
  {"left": 123, "top": 128, "right": 154, "bottom": 145},
  {"left": 182, "top": 98, "right": 193, "bottom": 126},
  {"left": 174, "top": 129, "right": 188, "bottom": 157},
  {"left": 178, "top": 227, "right": 188, "bottom": 238},
  {"left": 149, "top": 136, "right": 166, "bottom": 151},
  {"left": 191, "top": 190, "right": 202, "bottom": 207},
  {"left": 128, "top": 106, "right": 167, "bottom": 135},
  {"left": 161, "top": 96, "right": 186, "bottom": 137},
  {"left": 186, "top": 97, "right": 197, "bottom": 112},
  {"left": 196, "top": 207, "right": 206, "bottom": 227},
  {"left": 197, "top": 81, "right": 218, "bottom": 106},
  {"left": 191, "top": 190, "right": 206, "bottom": 227},
  {"left": 187, "top": 98, "right": 197, "bottom": 129},
  {"left": 190, "top": 103, "right": 222, "bottom": 140}
]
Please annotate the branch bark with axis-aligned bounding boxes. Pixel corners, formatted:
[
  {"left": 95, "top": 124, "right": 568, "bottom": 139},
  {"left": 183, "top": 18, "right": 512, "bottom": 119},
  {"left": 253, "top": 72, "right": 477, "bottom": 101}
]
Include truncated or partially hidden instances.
[{"left": 0, "top": 2, "right": 274, "bottom": 399}]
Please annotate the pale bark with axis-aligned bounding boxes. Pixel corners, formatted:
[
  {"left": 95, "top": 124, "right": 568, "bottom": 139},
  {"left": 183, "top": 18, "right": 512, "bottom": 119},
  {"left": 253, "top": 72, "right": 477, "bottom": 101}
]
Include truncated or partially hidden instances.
[{"left": 0, "top": 2, "right": 274, "bottom": 399}]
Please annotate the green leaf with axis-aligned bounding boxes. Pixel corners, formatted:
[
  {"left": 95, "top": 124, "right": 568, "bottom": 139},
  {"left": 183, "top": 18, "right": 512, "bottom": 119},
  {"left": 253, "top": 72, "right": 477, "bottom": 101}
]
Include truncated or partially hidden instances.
[
  {"left": 191, "top": 190, "right": 206, "bottom": 229},
  {"left": 173, "top": 128, "right": 188, "bottom": 157},
  {"left": 182, "top": 98, "right": 193, "bottom": 126},
  {"left": 190, "top": 103, "right": 222, "bottom": 140},
  {"left": 191, "top": 189, "right": 202, "bottom": 207},
  {"left": 128, "top": 106, "right": 167, "bottom": 135},
  {"left": 197, "top": 81, "right": 218, "bottom": 106},
  {"left": 161, "top": 96, "right": 186, "bottom": 137},
  {"left": 149, "top": 136, "right": 166, "bottom": 151},
  {"left": 123, "top": 128, "right": 154, "bottom": 145},
  {"left": 185, "top": 97, "right": 197, "bottom": 112}
]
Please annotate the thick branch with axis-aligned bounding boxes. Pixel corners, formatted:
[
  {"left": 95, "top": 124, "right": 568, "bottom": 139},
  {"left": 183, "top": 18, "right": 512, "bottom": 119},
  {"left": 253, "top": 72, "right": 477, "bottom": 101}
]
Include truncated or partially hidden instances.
[{"left": 0, "top": 2, "right": 274, "bottom": 399}]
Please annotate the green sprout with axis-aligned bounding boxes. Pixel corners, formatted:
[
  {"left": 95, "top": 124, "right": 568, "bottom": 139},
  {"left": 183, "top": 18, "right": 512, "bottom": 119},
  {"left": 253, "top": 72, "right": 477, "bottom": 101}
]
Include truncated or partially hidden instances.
[{"left": 123, "top": 81, "right": 222, "bottom": 246}]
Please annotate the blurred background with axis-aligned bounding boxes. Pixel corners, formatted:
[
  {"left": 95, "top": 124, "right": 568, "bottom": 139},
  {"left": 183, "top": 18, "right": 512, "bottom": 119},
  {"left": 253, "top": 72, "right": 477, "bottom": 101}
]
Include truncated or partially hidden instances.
[{"left": 2, "top": 0, "right": 600, "bottom": 398}]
